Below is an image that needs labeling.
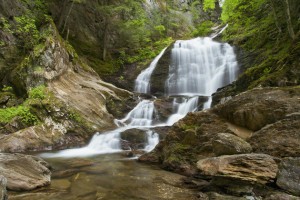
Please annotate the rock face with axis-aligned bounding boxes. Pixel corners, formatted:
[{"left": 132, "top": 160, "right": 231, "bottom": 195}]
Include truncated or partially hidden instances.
[
  {"left": 197, "top": 154, "right": 278, "bottom": 184},
  {"left": 212, "top": 133, "right": 252, "bottom": 156},
  {"left": 213, "top": 87, "right": 300, "bottom": 131},
  {"left": 276, "top": 157, "right": 300, "bottom": 195},
  {"left": 248, "top": 112, "right": 300, "bottom": 157},
  {"left": 0, "top": 18, "right": 132, "bottom": 152},
  {"left": 0, "top": 153, "right": 51, "bottom": 191},
  {"left": 0, "top": 176, "right": 7, "bottom": 200}
]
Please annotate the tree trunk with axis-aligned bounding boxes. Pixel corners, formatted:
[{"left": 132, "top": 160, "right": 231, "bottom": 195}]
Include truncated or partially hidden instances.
[
  {"left": 284, "top": 0, "right": 295, "bottom": 40},
  {"left": 62, "top": 0, "right": 75, "bottom": 34},
  {"left": 102, "top": 20, "right": 109, "bottom": 61}
]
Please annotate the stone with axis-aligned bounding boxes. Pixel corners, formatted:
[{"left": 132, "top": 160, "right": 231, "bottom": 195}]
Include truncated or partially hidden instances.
[
  {"left": 248, "top": 113, "right": 300, "bottom": 158},
  {"left": 276, "top": 157, "right": 300, "bottom": 196},
  {"left": 212, "top": 133, "right": 252, "bottom": 156},
  {"left": 139, "top": 110, "right": 234, "bottom": 175},
  {"left": 207, "top": 192, "right": 250, "bottom": 200},
  {"left": 0, "top": 153, "right": 51, "bottom": 191},
  {"left": 197, "top": 154, "right": 278, "bottom": 184},
  {"left": 120, "top": 128, "right": 148, "bottom": 150},
  {"left": 0, "top": 176, "right": 7, "bottom": 200},
  {"left": 213, "top": 87, "right": 300, "bottom": 131}
]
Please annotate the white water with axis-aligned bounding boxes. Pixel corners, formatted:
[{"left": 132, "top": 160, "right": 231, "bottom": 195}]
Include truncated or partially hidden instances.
[
  {"left": 42, "top": 37, "right": 238, "bottom": 158},
  {"left": 166, "top": 37, "right": 238, "bottom": 97},
  {"left": 135, "top": 48, "right": 167, "bottom": 94}
]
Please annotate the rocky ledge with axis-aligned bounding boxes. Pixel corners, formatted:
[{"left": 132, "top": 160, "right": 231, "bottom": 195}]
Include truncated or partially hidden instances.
[{"left": 139, "top": 86, "right": 300, "bottom": 199}]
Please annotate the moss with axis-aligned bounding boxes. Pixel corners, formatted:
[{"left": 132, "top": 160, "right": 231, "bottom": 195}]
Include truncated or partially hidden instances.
[
  {"left": 0, "top": 105, "right": 38, "bottom": 125},
  {"left": 28, "top": 85, "right": 46, "bottom": 100}
]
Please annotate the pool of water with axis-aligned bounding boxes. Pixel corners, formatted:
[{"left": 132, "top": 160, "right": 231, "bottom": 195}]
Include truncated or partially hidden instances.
[{"left": 9, "top": 153, "right": 198, "bottom": 200}]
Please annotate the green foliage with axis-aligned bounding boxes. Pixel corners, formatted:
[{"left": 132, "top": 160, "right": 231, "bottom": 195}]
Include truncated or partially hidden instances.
[
  {"left": 0, "top": 17, "right": 12, "bottom": 32},
  {"left": 0, "top": 105, "right": 38, "bottom": 125},
  {"left": 28, "top": 85, "right": 46, "bottom": 100},
  {"left": 192, "top": 21, "right": 214, "bottom": 37},
  {"left": 120, "top": 37, "right": 173, "bottom": 64},
  {"left": 14, "top": 15, "right": 40, "bottom": 50},
  {"left": 2, "top": 86, "right": 13, "bottom": 92},
  {"left": 203, "top": 0, "right": 216, "bottom": 11}
]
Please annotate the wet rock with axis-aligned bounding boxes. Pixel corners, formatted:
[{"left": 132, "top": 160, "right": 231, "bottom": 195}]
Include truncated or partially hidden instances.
[
  {"left": 210, "top": 177, "right": 254, "bottom": 196},
  {"left": 248, "top": 113, "right": 300, "bottom": 157},
  {"left": 153, "top": 98, "right": 174, "bottom": 121},
  {"left": 120, "top": 128, "right": 148, "bottom": 150},
  {"left": 66, "top": 158, "right": 94, "bottom": 168},
  {"left": 140, "top": 110, "right": 234, "bottom": 175},
  {"left": 197, "top": 154, "right": 278, "bottom": 184},
  {"left": 0, "top": 176, "right": 7, "bottom": 200},
  {"left": 212, "top": 133, "right": 252, "bottom": 156},
  {"left": 52, "top": 169, "right": 80, "bottom": 179},
  {"left": 0, "top": 153, "right": 51, "bottom": 191},
  {"left": 213, "top": 87, "right": 300, "bottom": 131},
  {"left": 276, "top": 157, "right": 300, "bottom": 196}
]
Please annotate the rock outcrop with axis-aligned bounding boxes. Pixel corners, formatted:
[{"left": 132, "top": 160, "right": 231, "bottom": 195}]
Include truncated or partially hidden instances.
[
  {"left": 248, "top": 112, "right": 300, "bottom": 157},
  {"left": 0, "top": 13, "right": 132, "bottom": 152},
  {"left": 197, "top": 154, "right": 278, "bottom": 184},
  {"left": 0, "top": 153, "right": 51, "bottom": 191},
  {"left": 213, "top": 87, "right": 300, "bottom": 131}
]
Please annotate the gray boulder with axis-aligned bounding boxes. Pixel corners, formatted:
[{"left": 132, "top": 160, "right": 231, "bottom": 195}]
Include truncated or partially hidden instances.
[
  {"left": 212, "top": 133, "right": 252, "bottom": 156},
  {"left": 277, "top": 157, "right": 300, "bottom": 196}
]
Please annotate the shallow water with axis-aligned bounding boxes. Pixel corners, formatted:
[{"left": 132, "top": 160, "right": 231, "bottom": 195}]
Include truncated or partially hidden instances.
[{"left": 9, "top": 153, "right": 198, "bottom": 200}]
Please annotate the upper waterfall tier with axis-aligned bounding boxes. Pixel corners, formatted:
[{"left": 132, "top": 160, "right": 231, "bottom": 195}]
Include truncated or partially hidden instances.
[
  {"left": 135, "top": 48, "right": 167, "bottom": 94},
  {"left": 165, "top": 37, "right": 238, "bottom": 97}
]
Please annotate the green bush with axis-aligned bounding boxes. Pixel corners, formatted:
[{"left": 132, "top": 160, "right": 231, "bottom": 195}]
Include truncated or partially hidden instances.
[
  {"left": 28, "top": 85, "right": 46, "bottom": 100},
  {"left": 192, "top": 21, "right": 214, "bottom": 37}
]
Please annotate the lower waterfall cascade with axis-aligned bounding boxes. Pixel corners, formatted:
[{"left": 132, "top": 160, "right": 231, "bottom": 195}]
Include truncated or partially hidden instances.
[{"left": 42, "top": 36, "right": 239, "bottom": 158}]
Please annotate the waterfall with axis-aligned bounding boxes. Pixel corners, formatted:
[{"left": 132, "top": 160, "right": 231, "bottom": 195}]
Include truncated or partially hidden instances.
[
  {"left": 41, "top": 37, "right": 238, "bottom": 158},
  {"left": 166, "top": 37, "right": 238, "bottom": 97},
  {"left": 135, "top": 48, "right": 167, "bottom": 94}
]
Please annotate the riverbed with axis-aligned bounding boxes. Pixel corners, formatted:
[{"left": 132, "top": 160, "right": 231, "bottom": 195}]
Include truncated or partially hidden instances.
[{"left": 9, "top": 153, "right": 198, "bottom": 200}]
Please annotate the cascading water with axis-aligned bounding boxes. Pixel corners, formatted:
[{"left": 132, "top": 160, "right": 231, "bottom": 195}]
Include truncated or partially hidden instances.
[
  {"left": 165, "top": 37, "right": 238, "bottom": 110},
  {"left": 166, "top": 37, "right": 238, "bottom": 97},
  {"left": 135, "top": 48, "right": 167, "bottom": 94},
  {"left": 42, "top": 36, "right": 238, "bottom": 158}
]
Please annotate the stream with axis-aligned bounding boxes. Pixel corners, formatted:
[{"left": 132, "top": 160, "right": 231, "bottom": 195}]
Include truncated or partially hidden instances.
[{"left": 9, "top": 36, "right": 238, "bottom": 200}]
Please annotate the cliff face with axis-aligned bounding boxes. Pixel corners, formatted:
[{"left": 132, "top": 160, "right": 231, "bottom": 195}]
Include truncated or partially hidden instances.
[{"left": 0, "top": 0, "right": 131, "bottom": 152}]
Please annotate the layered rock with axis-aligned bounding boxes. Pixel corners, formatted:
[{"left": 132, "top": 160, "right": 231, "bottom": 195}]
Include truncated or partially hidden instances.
[
  {"left": 0, "top": 21, "right": 131, "bottom": 152},
  {"left": 197, "top": 154, "right": 278, "bottom": 184},
  {"left": 0, "top": 153, "right": 51, "bottom": 191},
  {"left": 276, "top": 157, "right": 300, "bottom": 196}
]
